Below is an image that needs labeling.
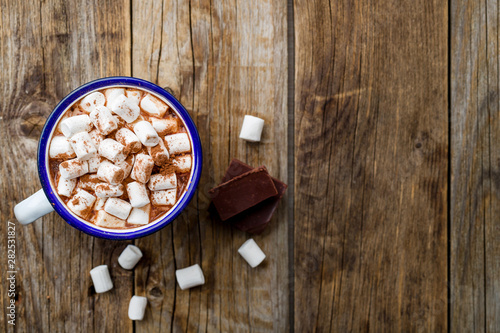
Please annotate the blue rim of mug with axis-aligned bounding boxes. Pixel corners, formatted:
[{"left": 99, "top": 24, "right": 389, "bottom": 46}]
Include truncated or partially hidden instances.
[{"left": 37, "top": 77, "right": 202, "bottom": 240}]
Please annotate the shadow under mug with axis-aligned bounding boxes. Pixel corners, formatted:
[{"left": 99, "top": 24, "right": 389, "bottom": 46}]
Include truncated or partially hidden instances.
[{"left": 14, "top": 77, "right": 202, "bottom": 240}]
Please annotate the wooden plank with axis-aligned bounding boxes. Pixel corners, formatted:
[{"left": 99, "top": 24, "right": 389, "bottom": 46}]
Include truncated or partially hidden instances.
[
  {"left": 132, "top": 0, "right": 289, "bottom": 331},
  {"left": 293, "top": 0, "right": 448, "bottom": 331},
  {"left": 0, "top": 0, "right": 132, "bottom": 331}
]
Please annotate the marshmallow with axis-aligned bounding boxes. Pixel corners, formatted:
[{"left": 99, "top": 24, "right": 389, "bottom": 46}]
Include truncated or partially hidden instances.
[
  {"left": 151, "top": 189, "right": 176, "bottom": 206},
  {"left": 59, "top": 159, "right": 89, "bottom": 179},
  {"left": 88, "top": 156, "right": 103, "bottom": 173},
  {"left": 164, "top": 133, "right": 191, "bottom": 155},
  {"left": 67, "top": 189, "right": 96, "bottom": 219},
  {"left": 172, "top": 155, "right": 192, "bottom": 173},
  {"left": 175, "top": 264, "right": 205, "bottom": 290},
  {"left": 90, "top": 105, "right": 118, "bottom": 135},
  {"left": 128, "top": 296, "right": 148, "bottom": 321},
  {"left": 127, "top": 182, "right": 150, "bottom": 207},
  {"left": 80, "top": 92, "right": 105, "bottom": 113},
  {"left": 90, "top": 265, "right": 113, "bottom": 293},
  {"left": 60, "top": 115, "right": 93, "bottom": 138},
  {"left": 148, "top": 173, "right": 177, "bottom": 191},
  {"left": 97, "top": 161, "right": 125, "bottom": 185},
  {"left": 130, "top": 153, "right": 155, "bottom": 183},
  {"left": 94, "top": 197, "right": 107, "bottom": 210},
  {"left": 239, "top": 115, "right": 265, "bottom": 142},
  {"left": 49, "top": 135, "right": 76, "bottom": 159},
  {"left": 94, "top": 210, "right": 126, "bottom": 228},
  {"left": 125, "top": 89, "right": 142, "bottom": 105},
  {"left": 89, "top": 129, "right": 104, "bottom": 147},
  {"left": 98, "top": 138, "right": 127, "bottom": 163},
  {"left": 127, "top": 204, "right": 151, "bottom": 225},
  {"left": 151, "top": 117, "right": 179, "bottom": 136},
  {"left": 77, "top": 174, "right": 102, "bottom": 191},
  {"left": 109, "top": 94, "right": 140, "bottom": 123},
  {"left": 147, "top": 139, "right": 169, "bottom": 166},
  {"left": 57, "top": 176, "right": 76, "bottom": 197},
  {"left": 69, "top": 131, "right": 97, "bottom": 161},
  {"left": 140, "top": 93, "right": 168, "bottom": 118},
  {"left": 118, "top": 245, "right": 143, "bottom": 270},
  {"left": 95, "top": 183, "right": 125, "bottom": 198},
  {"left": 238, "top": 239, "right": 266, "bottom": 268},
  {"left": 104, "top": 88, "right": 126, "bottom": 106},
  {"left": 115, "top": 155, "right": 135, "bottom": 178},
  {"left": 116, "top": 128, "right": 142, "bottom": 154},
  {"left": 104, "top": 197, "right": 132, "bottom": 220},
  {"left": 133, "top": 121, "right": 160, "bottom": 147}
]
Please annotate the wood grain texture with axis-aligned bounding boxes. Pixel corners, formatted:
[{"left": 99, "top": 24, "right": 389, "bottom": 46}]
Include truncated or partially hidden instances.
[
  {"left": 293, "top": 0, "right": 448, "bottom": 331},
  {"left": 132, "top": 0, "right": 288, "bottom": 332}
]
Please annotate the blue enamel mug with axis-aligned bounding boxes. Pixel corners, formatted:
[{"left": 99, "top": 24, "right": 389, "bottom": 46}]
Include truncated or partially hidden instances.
[{"left": 14, "top": 77, "right": 202, "bottom": 240}]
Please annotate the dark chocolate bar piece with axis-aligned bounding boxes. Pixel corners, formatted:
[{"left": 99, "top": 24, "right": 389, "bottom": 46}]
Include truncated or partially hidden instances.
[{"left": 209, "top": 166, "right": 278, "bottom": 221}]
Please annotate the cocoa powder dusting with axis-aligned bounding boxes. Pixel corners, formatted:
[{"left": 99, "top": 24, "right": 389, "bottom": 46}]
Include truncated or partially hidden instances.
[{"left": 160, "top": 160, "right": 176, "bottom": 175}]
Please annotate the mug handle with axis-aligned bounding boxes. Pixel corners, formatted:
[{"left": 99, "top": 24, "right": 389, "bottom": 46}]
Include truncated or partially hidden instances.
[{"left": 14, "top": 189, "right": 54, "bottom": 225}]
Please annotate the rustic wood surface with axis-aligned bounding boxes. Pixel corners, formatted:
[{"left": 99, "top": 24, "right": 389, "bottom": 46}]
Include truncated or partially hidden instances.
[{"left": 0, "top": 0, "right": 493, "bottom": 331}]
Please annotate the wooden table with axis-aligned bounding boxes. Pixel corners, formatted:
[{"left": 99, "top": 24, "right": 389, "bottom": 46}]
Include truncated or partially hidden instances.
[{"left": 0, "top": 0, "right": 492, "bottom": 331}]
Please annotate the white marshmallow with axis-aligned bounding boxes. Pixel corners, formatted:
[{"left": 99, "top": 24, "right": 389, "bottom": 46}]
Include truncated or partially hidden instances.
[
  {"left": 95, "top": 183, "right": 125, "bottom": 198},
  {"left": 164, "top": 133, "right": 191, "bottom": 155},
  {"left": 49, "top": 135, "right": 76, "bottom": 159},
  {"left": 140, "top": 93, "right": 168, "bottom": 118},
  {"left": 57, "top": 176, "right": 76, "bottom": 197},
  {"left": 175, "top": 264, "right": 205, "bottom": 290},
  {"left": 69, "top": 131, "right": 97, "bottom": 161},
  {"left": 89, "top": 129, "right": 104, "bottom": 147},
  {"left": 104, "top": 197, "right": 132, "bottom": 220},
  {"left": 88, "top": 156, "right": 103, "bottom": 173},
  {"left": 94, "top": 197, "right": 107, "bottom": 210},
  {"left": 130, "top": 153, "right": 155, "bottom": 183},
  {"left": 151, "top": 189, "right": 176, "bottom": 206},
  {"left": 115, "top": 155, "right": 135, "bottom": 178},
  {"left": 173, "top": 155, "right": 192, "bottom": 173},
  {"left": 128, "top": 296, "right": 148, "bottom": 321},
  {"left": 90, "top": 265, "right": 113, "bottom": 293},
  {"left": 89, "top": 105, "right": 118, "bottom": 135},
  {"left": 104, "top": 88, "right": 126, "bottom": 106},
  {"left": 148, "top": 173, "right": 177, "bottom": 191},
  {"left": 127, "top": 204, "right": 150, "bottom": 225},
  {"left": 133, "top": 121, "right": 160, "bottom": 147},
  {"left": 94, "top": 210, "right": 126, "bottom": 228},
  {"left": 80, "top": 92, "right": 105, "bottom": 113},
  {"left": 109, "top": 94, "right": 140, "bottom": 123},
  {"left": 97, "top": 161, "right": 125, "bottom": 185},
  {"left": 127, "top": 182, "right": 150, "bottom": 208},
  {"left": 67, "top": 189, "right": 96, "bottom": 219},
  {"left": 77, "top": 174, "right": 102, "bottom": 191},
  {"left": 239, "top": 115, "right": 265, "bottom": 142},
  {"left": 237, "top": 239, "right": 266, "bottom": 268},
  {"left": 98, "top": 138, "right": 127, "bottom": 163},
  {"left": 116, "top": 128, "right": 142, "bottom": 153},
  {"left": 118, "top": 245, "right": 143, "bottom": 270},
  {"left": 151, "top": 117, "right": 179, "bottom": 136},
  {"left": 125, "top": 89, "right": 142, "bottom": 105},
  {"left": 59, "top": 159, "right": 88, "bottom": 179},
  {"left": 147, "top": 139, "right": 169, "bottom": 166},
  {"left": 60, "top": 115, "right": 93, "bottom": 138}
]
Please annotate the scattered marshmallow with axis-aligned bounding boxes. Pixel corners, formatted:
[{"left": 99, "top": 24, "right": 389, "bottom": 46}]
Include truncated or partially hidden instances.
[
  {"left": 49, "top": 135, "right": 76, "bottom": 159},
  {"left": 109, "top": 94, "right": 140, "bottom": 123},
  {"left": 172, "top": 155, "right": 192, "bottom": 173},
  {"left": 151, "top": 117, "right": 179, "bottom": 136},
  {"left": 125, "top": 89, "right": 142, "bottom": 105},
  {"left": 60, "top": 114, "right": 93, "bottom": 138},
  {"left": 97, "top": 161, "right": 125, "bottom": 185},
  {"left": 133, "top": 121, "right": 160, "bottom": 147},
  {"left": 104, "top": 197, "right": 132, "bottom": 220},
  {"left": 94, "top": 197, "right": 107, "bottom": 210},
  {"left": 67, "top": 189, "right": 96, "bottom": 219},
  {"left": 104, "top": 88, "right": 126, "bottom": 106},
  {"left": 118, "top": 245, "right": 143, "bottom": 270},
  {"left": 57, "top": 176, "right": 76, "bottom": 197},
  {"left": 69, "top": 131, "right": 97, "bottom": 161},
  {"left": 148, "top": 173, "right": 177, "bottom": 191},
  {"left": 94, "top": 210, "right": 126, "bottom": 228},
  {"left": 140, "top": 93, "right": 168, "bottom": 118},
  {"left": 130, "top": 153, "right": 155, "bottom": 183},
  {"left": 90, "top": 105, "right": 118, "bottom": 135},
  {"left": 116, "top": 128, "right": 142, "bottom": 154},
  {"left": 98, "top": 138, "right": 127, "bottom": 163},
  {"left": 59, "top": 159, "right": 89, "bottom": 179},
  {"left": 238, "top": 239, "right": 266, "bottom": 268},
  {"left": 147, "top": 139, "right": 169, "bottom": 166},
  {"left": 239, "top": 115, "right": 265, "bottom": 142},
  {"left": 127, "top": 182, "right": 150, "bottom": 208},
  {"left": 88, "top": 156, "right": 103, "bottom": 173},
  {"left": 77, "top": 174, "right": 102, "bottom": 191},
  {"left": 127, "top": 204, "right": 150, "bottom": 225},
  {"left": 175, "top": 264, "right": 205, "bottom": 290},
  {"left": 80, "top": 92, "right": 105, "bottom": 113},
  {"left": 128, "top": 296, "right": 148, "bottom": 321},
  {"left": 115, "top": 155, "right": 135, "bottom": 178},
  {"left": 164, "top": 133, "right": 191, "bottom": 155},
  {"left": 89, "top": 129, "right": 104, "bottom": 147},
  {"left": 90, "top": 265, "right": 113, "bottom": 293},
  {"left": 95, "top": 183, "right": 125, "bottom": 198},
  {"left": 151, "top": 189, "right": 176, "bottom": 206}
]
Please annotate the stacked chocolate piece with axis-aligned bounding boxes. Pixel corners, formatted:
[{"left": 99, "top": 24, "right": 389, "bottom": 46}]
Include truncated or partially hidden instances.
[{"left": 209, "top": 159, "right": 287, "bottom": 234}]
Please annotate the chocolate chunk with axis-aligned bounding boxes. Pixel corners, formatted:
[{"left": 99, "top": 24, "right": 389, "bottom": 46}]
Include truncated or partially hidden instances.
[{"left": 209, "top": 166, "right": 278, "bottom": 221}]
